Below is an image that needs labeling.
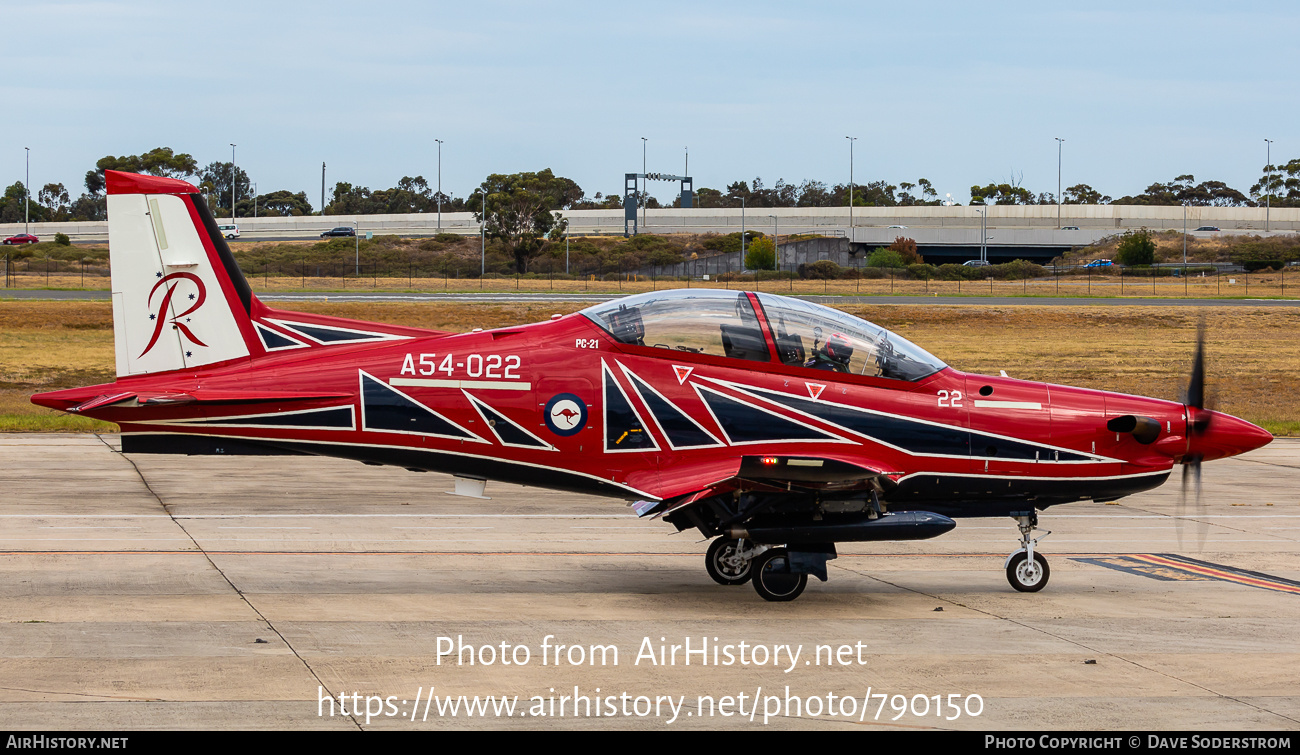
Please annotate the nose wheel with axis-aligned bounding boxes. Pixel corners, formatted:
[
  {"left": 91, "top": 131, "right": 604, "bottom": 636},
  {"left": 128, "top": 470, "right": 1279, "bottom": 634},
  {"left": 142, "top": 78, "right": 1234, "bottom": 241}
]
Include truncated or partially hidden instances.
[
  {"left": 1005, "top": 513, "right": 1051, "bottom": 592},
  {"left": 1006, "top": 550, "right": 1050, "bottom": 591}
]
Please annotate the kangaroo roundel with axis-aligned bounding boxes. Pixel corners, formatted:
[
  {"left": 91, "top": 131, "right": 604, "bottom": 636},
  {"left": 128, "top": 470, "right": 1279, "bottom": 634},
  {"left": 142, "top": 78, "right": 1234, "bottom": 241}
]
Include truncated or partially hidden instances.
[{"left": 545, "top": 393, "right": 587, "bottom": 436}]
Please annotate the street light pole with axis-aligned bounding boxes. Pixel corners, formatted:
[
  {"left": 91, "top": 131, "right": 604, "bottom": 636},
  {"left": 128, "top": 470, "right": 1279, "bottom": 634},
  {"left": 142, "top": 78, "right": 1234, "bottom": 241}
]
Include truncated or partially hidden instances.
[
  {"left": 1265, "top": 138, "right": 1273, "bottom": 232},
  {"left": 845, "top": 136, "right": 856, "bottom": 231},
  {"left": 321, "top": 162, "right": 326, "bottom": 216},
  {"left": 641, "top": 137, "right": 648, "bottom": 232},
  {"left": 768, "top": 215, "right": 778, "bottom": 271},
  {"left": 1183, "top": 203, "right": 1188, "bottom": 264},
  {"left": 435, "top": 138, "right": 443, "bottom": 231},
  {"left": 1055, "top": 137, "right": 1064, "bottom": 229},
  {"left": 252, "top": 182, "right": 257, "bottom": 218},
  {"left": 741, "top": 198, "right": 746, "bottom": 262},
  {"left": 230, "top": 144, "right": 237, "bottom": 220},
  {"left": 24, "top": 147, "right": 30, "bottom": 235},
  {"left": 480, "top": 190, "right": 486, "bottom": 276},
  {"left": 353, "top": 219, "right": 359, "bottom": 276}
]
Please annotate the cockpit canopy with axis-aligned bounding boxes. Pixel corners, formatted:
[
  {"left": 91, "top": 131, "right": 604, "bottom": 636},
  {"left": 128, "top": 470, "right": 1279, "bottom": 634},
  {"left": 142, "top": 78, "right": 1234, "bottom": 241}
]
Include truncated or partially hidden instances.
[{"left": 580, "top": 289, "right": 946, "bottom": 382}]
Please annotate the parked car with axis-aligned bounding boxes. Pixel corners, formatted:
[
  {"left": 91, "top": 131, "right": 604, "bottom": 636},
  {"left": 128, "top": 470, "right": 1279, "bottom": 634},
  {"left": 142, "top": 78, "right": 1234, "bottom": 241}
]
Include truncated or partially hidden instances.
[
  {"left": 1194, "top": 226, "right": 1221, "bottom": 232},
  {"left": 217, "top": 223, "right": 239, "bottom": 239},
  {"left": 962, "top": 259, "right": 991, "bottom": 267},
  {"left": 2, "top": 233, "right": 38, "bottom": 245},
  {"left": 887, "top": 224, "right": 908, "bottom": 229},
  {"left": 1061, "top": 225, "right": 1080, "bottom": 231},
  {"left": 321, "top": 226, "right": 356, "bottom": 238},
  {"left": 1084, "top": 259, "right": 1113, "bottom": 268}
]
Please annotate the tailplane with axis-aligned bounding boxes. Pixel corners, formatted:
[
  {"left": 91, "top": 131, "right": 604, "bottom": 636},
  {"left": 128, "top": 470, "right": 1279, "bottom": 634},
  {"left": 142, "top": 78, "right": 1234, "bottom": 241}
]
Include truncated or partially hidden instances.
[{"left": 106, "top": 170, "right": 258, "bottom": 376}]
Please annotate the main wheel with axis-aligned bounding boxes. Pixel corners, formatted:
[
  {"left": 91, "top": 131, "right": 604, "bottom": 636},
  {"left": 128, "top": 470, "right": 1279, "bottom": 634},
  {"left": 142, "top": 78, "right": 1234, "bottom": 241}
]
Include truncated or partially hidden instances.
[
  {"left": 705, "top": 537, "right": 752, "bottom": 585},
  {"left": 751, "top": 548, "right": 807, "bottom": 602},
  {"left": 1006, "top": 551, "right": 1050, "bottom": 592}
]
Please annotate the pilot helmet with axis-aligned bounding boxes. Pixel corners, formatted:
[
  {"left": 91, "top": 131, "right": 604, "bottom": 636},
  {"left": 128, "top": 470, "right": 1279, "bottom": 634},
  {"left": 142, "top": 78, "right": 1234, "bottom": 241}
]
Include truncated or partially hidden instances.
[{"left": 824, "top": 332, "right": 854, "bottom": 364}]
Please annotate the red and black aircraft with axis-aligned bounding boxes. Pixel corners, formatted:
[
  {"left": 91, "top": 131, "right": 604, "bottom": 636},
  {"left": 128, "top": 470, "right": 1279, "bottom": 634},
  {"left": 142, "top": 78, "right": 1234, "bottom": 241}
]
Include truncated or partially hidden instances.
[{"left": 32, "top": 171, "right": 1274, "bottom": 601}]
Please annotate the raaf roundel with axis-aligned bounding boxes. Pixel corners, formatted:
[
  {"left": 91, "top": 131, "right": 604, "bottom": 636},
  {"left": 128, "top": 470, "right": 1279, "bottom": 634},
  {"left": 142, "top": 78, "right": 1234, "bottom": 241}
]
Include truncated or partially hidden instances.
[{"left": 32, "top": 171, "right": 1274, "bottom": 601}]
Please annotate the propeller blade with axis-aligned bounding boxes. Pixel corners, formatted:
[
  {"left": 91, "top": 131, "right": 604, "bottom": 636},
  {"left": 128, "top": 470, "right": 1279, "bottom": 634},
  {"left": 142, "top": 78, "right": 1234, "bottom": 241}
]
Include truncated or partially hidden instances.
[
  {"left": 1194, "top": 456, "right": 1206, "bottom": 551},
  {"left": 1177, "top": 462, "right": 1189, "bottom": 548},
  {"left": 1177, "top": 454, "right": 1205, "bottom": 552},
  {"left": 1186, "top": 319, "right": 1205, "bottom": 411}
]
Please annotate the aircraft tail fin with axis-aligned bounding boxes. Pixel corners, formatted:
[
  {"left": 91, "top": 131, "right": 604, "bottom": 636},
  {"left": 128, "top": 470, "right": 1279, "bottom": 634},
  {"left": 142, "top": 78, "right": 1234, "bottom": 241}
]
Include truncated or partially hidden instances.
[{"left": 106, "top": 170, "right": 260, "bottom": 377}]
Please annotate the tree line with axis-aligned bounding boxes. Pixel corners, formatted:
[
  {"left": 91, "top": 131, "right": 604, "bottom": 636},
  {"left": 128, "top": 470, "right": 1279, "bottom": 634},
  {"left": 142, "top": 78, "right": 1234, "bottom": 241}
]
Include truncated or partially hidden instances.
[{"left": 3, "top": 146, "right": 1299, "bottom": 230}]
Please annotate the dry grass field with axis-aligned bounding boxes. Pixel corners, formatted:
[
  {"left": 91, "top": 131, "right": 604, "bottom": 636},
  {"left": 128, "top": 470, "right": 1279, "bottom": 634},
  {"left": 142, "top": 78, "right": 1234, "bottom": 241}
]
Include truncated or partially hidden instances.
[{"left": 1, "top": 300, "right": 1296, "bottom": 436}]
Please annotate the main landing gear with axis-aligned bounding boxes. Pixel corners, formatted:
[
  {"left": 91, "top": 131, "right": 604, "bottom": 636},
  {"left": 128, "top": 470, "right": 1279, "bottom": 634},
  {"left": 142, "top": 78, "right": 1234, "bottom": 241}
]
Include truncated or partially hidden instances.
[
  {"left": 704, "top": 538, "right": 809, "bottom": 601},
  {"left": 1005, "top": 512, "right": 1051, "bottom": 592},
  {"left": 705, "top": 537, "right": 759, "bottom": 585}
]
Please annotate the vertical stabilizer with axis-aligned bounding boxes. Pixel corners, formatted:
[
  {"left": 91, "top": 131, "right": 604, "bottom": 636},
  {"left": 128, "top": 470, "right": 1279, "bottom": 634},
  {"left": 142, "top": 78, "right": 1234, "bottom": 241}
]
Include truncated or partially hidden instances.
[{"left": 106, "top": 171, "right": 258, "bottom": 376}]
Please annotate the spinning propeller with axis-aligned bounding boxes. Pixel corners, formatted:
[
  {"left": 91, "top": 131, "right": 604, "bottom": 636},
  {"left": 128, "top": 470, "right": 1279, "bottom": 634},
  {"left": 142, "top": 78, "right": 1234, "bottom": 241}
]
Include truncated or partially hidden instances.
[{"left": 1178, "top": 320, "right": 1211, "bottom": 548}]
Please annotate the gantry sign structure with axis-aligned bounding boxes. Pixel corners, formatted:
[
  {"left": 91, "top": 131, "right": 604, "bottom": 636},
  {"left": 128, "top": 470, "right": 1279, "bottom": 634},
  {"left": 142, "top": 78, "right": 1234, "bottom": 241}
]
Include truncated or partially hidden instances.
[{"left": 625, "top": 173, "right": 694, "bottom": 236}]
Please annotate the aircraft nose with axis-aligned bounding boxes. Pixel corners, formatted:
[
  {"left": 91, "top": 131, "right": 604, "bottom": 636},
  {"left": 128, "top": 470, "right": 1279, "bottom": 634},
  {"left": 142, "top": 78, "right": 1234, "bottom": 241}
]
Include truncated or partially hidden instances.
[{"left": 1187, "top": 410, "right": 1273, "bottom": 461}]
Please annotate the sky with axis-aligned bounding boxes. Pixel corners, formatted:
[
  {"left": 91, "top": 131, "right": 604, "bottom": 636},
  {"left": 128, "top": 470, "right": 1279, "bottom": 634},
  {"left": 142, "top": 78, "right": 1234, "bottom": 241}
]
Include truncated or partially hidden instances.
[{"left": 1, "top": 0, "right": 1297, "bottom": 208}]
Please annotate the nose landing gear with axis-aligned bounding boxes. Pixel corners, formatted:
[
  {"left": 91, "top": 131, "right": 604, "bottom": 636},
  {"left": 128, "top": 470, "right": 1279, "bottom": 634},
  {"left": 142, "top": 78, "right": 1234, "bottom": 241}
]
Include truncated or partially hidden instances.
[{"left": 1005, "top": 513, "right": 1051, "bottom": 592}]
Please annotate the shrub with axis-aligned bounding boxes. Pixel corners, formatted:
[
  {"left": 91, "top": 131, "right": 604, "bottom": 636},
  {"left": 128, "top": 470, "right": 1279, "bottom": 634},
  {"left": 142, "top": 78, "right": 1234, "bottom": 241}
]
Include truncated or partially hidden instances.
[
  {"left": 866, "top": 248, "right": 906, "bottom": 268},
  {"left": 1115, "top": 229, "right": 1156, "bottom": 266},
  {"left": 907, "top": 263, "right": 936, "bottom": 280},
  {"left": 886, "top": 236, "right": 923, "bottom": 265},
  {"left": 997, "top": 259, "right": 1046, "bottom": 280},
  {"left": 54, "top": 232, "right": 71, "bottom": 246},
  {"left": 798, "top": 260, "right": 844, "bottom": 279},
  {"left": 745, "top": 238, "right": 776, "bottom": 270},
  {"left": 701, "top": 231, "right": 764, "bottom": 254}
]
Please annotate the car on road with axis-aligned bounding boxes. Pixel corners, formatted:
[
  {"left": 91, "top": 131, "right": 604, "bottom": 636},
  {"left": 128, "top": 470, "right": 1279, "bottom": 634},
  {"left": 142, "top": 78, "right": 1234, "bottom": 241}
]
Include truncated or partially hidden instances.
[
  {"left": 887, "top": 224, "right": 908, "bottom": 229},
  {"left": 321, "top": 226, "right": 356, "bottom": 238},
  {"left": 1061, "top": 225, "right": 1080, "bottom": 231},
  {"left": 1084, "top": 259, "right": 1113, "bottom": 268},
  {"left": 962, "top": 259, "right": 991, "bottom": 267},
  {"left": 2, "top": 233, "right": 38, "bottom": 245},
  {"left": 1194, "top": 226, "right": 1221, "bottom": 232},
  {"left": 217, "top": 224, "right": 239, "bottom": 239}
]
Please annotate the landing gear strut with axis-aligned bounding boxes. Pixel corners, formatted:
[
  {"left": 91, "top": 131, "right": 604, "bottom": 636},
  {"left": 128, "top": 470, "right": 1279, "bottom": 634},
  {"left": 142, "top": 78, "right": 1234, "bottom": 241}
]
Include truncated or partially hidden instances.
[{"left": 1005, "top": 513, "right": 1051, "bottom": 592}]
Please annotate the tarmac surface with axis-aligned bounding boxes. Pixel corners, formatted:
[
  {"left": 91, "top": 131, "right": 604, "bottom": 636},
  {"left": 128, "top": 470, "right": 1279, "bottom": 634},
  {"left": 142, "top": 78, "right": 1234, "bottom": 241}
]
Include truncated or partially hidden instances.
[{"left": 1, "top": 434, "right": 1298, "bottom": 730}]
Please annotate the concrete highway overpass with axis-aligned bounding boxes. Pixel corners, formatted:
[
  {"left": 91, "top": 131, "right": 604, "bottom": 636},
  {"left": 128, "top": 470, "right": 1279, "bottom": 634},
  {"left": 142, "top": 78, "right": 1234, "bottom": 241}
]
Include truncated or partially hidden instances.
[{"left": 6, "top": 205, "right": 1297, "bottom": 259}]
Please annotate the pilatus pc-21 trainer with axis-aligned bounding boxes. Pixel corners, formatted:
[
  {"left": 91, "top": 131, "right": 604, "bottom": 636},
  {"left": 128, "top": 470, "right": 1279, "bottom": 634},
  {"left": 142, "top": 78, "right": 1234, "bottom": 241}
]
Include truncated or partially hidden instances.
[{"left": 33, "top": 171, "right": 1273, "bottom": 601}]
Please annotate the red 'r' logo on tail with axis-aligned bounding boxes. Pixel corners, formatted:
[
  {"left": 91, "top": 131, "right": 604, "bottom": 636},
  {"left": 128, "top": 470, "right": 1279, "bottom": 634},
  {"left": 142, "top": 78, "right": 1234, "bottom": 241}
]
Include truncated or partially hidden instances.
[{"left": 139, "top": 272, "right": 208, "bottom": 358}]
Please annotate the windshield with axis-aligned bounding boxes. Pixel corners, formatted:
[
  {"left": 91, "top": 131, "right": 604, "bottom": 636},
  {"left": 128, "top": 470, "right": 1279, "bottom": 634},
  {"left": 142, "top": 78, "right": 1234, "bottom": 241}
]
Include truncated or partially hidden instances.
[
  {"left": 755, "top": 293, "right": 946, "bottom": 381},
  {"left": 581, "top": 290, "right": 770, "bottom": 362}
]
